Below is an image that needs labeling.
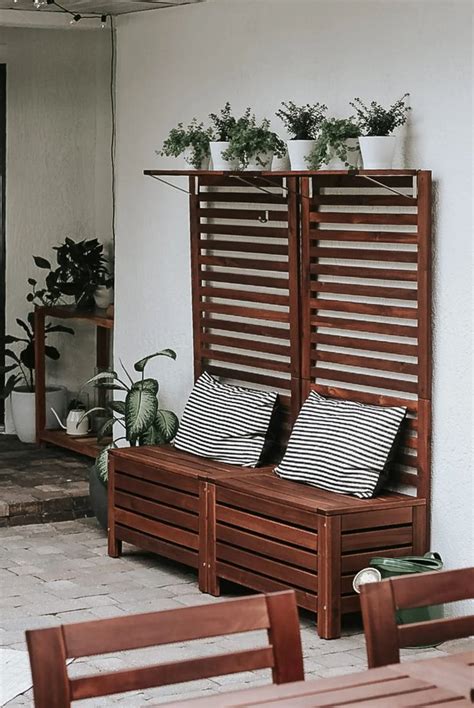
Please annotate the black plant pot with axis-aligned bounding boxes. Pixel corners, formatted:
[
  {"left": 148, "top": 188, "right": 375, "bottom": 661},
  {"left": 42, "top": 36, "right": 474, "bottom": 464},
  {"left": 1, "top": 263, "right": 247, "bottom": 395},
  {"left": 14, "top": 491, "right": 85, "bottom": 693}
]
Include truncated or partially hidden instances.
[{"left": 89, "top": 466, "right": 108, "bottom": 531}]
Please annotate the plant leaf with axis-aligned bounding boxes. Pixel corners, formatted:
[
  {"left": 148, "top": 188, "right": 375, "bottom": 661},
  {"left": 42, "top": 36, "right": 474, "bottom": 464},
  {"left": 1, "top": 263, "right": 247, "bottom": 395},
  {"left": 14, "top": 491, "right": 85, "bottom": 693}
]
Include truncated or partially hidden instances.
[
  {"left": 33, "top": 256, "right": 51, "bottom": 269},
  {"left": 45, "top": 324, "right": 75, "bottom": 335},
  {"left": 81, "top": 371, "right": 118, "bottom": 389},
  {"left": 133, "top": 349, "right": 177, "bottom": 373},
  {"left": 0, "top": 374, "right": 21, "bottom": 399},
  {"left": 139, "top": 424, "right": 166, "bottom": 446},
  {"left": 45, "top": 346, "right": 60, "bottom": 360},
  {"left": 0, "top": 363, "right": 17, "bottom": 373},
  {"left": 96, "top": 417, "right": 114, "bottom": 442},
  {"left": 134, "top": 378, "right": 159, "bottom": 395},
  {"left": 125, "top": 386, "right": 158, "bottom": 442},
  {"left": 109, "top": 400, "right": 126, "bottom": 415},
  {"left": 154, "top": 409, "right": 179, "bottom": 442},
  {"left": 94, "top": 443, "right": 116, "bottom": 484}
]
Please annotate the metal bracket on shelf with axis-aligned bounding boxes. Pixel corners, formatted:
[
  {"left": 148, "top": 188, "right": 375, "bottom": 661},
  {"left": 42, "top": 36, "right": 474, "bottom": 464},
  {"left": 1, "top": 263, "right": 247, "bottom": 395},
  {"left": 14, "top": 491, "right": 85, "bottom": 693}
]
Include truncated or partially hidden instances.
[
  {"left": 353, "top": 173, "right": 415, "bottom": 200},
  {"left": 148, "top": 174, "right": 192, "bottom": 195}
]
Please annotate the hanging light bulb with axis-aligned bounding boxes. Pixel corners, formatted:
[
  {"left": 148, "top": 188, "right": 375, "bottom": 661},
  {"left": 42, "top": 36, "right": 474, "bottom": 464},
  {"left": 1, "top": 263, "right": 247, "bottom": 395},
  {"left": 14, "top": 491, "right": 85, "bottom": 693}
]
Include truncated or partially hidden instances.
[
  {"left": 34, "top": 0, "right": 48, "bottom": 9},
  {"left": 69, "top": 13, "right": 81, "bottom": 23},
  {"left": 100, "top": 14, "right": 107, "bottom": 28}
]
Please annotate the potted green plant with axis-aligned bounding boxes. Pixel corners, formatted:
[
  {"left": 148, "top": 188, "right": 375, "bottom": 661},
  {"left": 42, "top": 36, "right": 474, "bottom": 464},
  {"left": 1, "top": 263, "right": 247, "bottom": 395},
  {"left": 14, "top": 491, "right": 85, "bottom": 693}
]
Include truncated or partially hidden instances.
[
  {"left": 1, "top": 310, "right": 73, "bottom": 443},
  {"left": 307, "top": 118, "right": 361, "bottom": 170},
  {"left": 222, "top": 115, "right": 286, "bottom": 170},
  {"left": 276, "top": 101, "right": 327, "bottom": 170},
  {"left": 33, "top": 237, "right": 113, "bottom": 311},
  {"left": 160, "top": 118, "right": 213, "bottom": 169},
  {"left": 350, "top": 94, "right": 411, "bottom": 169},
  {"left": 81, "top": 349, "right": 179, "bottom": 529},
  {"left": 208, "top": 102, "right": 240, "bottom": 170}
]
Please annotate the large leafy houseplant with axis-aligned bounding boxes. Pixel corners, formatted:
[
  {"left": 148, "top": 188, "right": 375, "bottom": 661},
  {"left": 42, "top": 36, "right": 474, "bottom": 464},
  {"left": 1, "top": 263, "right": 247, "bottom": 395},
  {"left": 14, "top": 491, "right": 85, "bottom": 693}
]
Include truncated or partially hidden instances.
[
  {"left": 33, "top": 237, "right": 113, "bottom": 311},
  {"left": 160, "top": 119, "right": 213, "bottom": 169},
  {"left": 307, "top": 118, "right": 361, "bottom": 169},
  {"left": 276, "top": 101, "right": 327, "bottom": 140},
  {"left": 82, "top": 349, "right": 179, "bottom": 484},
  {"left": 349, "top": 94, "right": 411, "bottom": 136},
  {"left": 222, "top": 115, "right": 286, "bottom": 170}
]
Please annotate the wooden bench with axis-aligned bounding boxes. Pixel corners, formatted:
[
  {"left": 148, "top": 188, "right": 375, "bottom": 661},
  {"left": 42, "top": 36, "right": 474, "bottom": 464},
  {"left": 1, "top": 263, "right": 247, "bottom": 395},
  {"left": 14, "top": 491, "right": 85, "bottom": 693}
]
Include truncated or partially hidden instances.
[{"left": 108, "top": 170, "right": 432, "bottom": 638}]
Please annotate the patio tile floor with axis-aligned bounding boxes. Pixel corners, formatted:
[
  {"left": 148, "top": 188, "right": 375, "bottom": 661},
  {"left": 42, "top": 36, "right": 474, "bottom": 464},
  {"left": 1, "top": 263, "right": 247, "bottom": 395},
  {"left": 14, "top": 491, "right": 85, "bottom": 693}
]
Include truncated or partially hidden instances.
[{"left": 1, "top": 518, "right": 471, "bottom": 706}]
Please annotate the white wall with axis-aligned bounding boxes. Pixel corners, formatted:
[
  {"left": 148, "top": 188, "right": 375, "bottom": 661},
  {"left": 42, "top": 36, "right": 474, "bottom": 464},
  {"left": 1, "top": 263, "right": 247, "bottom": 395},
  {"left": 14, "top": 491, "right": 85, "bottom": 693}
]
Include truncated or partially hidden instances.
[
  {"left": 114, "top": 0, "right": 473, "bottom": 572},
  {"left": 2, "top": 26, "right": 112, "bottom": 425}
]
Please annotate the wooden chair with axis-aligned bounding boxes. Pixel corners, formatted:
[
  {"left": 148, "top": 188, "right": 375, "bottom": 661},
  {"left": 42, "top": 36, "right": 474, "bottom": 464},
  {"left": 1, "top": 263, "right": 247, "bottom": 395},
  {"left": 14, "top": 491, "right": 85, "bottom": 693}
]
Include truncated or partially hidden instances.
[
  {"left": 360, "top": 566, "right": 474, "bottom": 668},
  {"left": 26, "top": 590, "right": 304, "bottom": 707}
]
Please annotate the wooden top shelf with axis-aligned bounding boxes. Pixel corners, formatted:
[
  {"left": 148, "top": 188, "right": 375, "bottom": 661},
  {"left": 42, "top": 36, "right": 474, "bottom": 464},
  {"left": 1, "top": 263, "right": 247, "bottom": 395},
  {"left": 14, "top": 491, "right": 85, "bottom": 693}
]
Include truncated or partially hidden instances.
[
  {"left": 144, "top": 169, "right": 419, "bottom": 177},
  {"left": 36, "top": 305, "right": 113, "bottom": 329}
]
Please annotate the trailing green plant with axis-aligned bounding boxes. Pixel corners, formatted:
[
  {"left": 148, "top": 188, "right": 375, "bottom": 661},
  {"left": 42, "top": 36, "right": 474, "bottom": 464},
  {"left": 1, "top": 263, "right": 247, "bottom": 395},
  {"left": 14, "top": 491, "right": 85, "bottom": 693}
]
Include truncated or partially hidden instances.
[
  {"left": 349, "top": 94, "right": 411, "bottom": 136},
  {"left": 32, "top": 238, "right": 113, "bottom": 310},
  {"left": 1, "top": 311, "right": 74, "bottom": 397},
  {"left": 209, "top": 102, "right": 240, "bottom": 141},
  {"left": 307, "top": 118, "right": 361, "bottom": 169},
  {"left": 81, "top": 349, "right": 179, "bottom": 484},
  {"left": 222, "top": 115, "right": 286, "bottom": 169},
  {"left": 276, "top": 101, "right": 327, "bottom": 140},
  {"left": 159, "top": 119, "right": 213, "bottom": 169}
]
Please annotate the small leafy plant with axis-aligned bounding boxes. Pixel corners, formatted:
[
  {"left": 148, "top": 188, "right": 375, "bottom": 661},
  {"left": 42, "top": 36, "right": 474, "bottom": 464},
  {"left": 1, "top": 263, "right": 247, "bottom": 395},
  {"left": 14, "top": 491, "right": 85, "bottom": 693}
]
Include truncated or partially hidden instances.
[
  {"left": 222, "top": 115, "right": 286, "bottom": 169},
  {"left": 33, "top": 238, "right": 113, "bottom": 311},
  {"left": 209, "top": 102, "right": 239, "bottom": 141},
  {"left": 350, "top": 94, "right": 411, "bottom": 136},
  {"left": 160, "top": 119, "right": 213, "bottom": 169},
  {"left": 82, "top": 349, "right": 179, "bottom": 483},
  {"left": 307, "top": 118, "right": 361, "bottom": 169},
  {"left": 1, "top": 312, "right": 73, "bottom": 397},
  {"left": 276, "top": 101, "right": 327, "bottom": 140}
]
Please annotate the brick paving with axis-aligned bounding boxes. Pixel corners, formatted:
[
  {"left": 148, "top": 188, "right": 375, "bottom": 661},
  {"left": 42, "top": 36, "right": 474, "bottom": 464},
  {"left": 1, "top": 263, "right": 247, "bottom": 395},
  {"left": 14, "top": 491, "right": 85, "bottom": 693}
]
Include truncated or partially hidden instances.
[
  {"left": 2, "top": 518, "right": 471, "bottom": 706},
  {"left": 0, "top": 436, "right": 91, "bottom": 526}
]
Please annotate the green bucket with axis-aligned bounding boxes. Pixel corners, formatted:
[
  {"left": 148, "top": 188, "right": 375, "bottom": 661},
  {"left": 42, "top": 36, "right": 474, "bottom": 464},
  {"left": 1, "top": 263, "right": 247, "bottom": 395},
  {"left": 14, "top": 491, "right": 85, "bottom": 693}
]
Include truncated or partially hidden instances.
[{"left": 369, "top": 552, "right": 443, "bottom": 646}]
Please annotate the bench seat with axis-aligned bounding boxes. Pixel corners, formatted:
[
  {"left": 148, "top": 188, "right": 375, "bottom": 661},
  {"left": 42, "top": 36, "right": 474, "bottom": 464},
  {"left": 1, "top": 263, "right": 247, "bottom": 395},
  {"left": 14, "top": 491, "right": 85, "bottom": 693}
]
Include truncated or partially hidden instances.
[
  {"left": 107, "top": 445, "right": 266, "bottom": 592},
  {"left": 210, "top": 470, "right": 427, "bottom": 638}
]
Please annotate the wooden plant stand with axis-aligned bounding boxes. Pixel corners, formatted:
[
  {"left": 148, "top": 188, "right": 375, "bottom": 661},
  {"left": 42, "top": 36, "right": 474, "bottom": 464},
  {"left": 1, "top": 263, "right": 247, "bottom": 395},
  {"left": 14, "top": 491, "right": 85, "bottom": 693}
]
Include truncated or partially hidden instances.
[{"left": 34, "top": 305, "right": 113, "bottom": 458}]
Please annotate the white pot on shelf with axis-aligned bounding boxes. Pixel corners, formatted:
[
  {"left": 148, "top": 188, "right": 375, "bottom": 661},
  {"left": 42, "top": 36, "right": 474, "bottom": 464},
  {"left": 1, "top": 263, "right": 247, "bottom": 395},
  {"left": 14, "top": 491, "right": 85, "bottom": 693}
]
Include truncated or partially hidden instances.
[
  {"left": 244, "top": 151, "right": 274, "bottom": 171},
  {"left": 359, "top": 136, "right": 396, "bottom": 169},
  {"left": 10, "top": 386, "right": 66, "bottom": 444},
  {"left": 93, "top": 286, "right": 113, "bottom": 310},
  {"left": 287, "top": 140, "right": 316, "bottom": 170},
  {"left": 325, "top": 138, "right": 361, "bottom": 170},
  {"left": 210, "top": 142, "right": 238, "bottom": 171},
  {"left": 183, "top": 147, "right": 210, "bottom": 170}
]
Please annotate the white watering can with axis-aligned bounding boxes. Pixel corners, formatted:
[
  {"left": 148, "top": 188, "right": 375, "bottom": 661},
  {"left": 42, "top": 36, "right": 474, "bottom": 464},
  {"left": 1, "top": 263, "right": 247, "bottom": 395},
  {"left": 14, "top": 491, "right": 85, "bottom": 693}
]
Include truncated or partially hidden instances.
[{"left": 50, "top": 407, "right": 91, "bottom": 437}]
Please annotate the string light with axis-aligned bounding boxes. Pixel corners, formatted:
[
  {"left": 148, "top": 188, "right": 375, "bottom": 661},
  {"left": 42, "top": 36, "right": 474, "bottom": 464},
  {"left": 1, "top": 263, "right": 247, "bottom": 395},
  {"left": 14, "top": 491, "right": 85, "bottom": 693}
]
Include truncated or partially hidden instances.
[
  {"left": 69, "top": 13, "right": 81, "bottom": 23},
  {"left": 101, "top": 14, "right": 107, "bottom": 28},
  {"left": 27, "top": 0, "right": 110, "bottom": 28}
]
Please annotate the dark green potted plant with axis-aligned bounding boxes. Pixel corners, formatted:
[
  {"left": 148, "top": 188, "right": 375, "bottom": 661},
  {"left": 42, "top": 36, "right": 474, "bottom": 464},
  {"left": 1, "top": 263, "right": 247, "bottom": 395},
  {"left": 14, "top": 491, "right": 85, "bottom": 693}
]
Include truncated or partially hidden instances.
[
  {"left": 81, "top": 349, "right": 179, "bottom": 529},
  {"left": 160, "top": 118, "right": 213, "bottom": 169},
  {"left": 276, "top": 101, "right": 327, "bottom": 170},
  {"left": 33, "top": 237, "right": 113, "bottom": 311},
  {"left": 307, "top": 117, "right": 361, "bottom": 170},
  {"left": 208, "top": 102, "right": 241, "bottom": 170},
  {"left": 222, "top": 115, "right": 286, "bottom": 170},
  {"left": 350, "top": 94, "right": 411, "bottom": 168}
]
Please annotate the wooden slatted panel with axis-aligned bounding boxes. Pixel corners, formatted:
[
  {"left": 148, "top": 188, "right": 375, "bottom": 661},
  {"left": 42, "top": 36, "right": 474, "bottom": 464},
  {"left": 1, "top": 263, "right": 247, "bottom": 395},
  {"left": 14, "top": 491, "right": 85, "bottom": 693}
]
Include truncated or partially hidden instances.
[
  {"left": 190, "top": 175, "right": 301, "bottom": 436},
  {"left": 302, "top": 173, "right": 432, "bottom": 499}
]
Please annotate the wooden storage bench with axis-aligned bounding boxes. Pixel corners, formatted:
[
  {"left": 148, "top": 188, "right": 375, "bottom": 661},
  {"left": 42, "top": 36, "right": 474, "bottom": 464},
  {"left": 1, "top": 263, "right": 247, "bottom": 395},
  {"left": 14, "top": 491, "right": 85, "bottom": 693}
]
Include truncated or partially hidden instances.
[
  {"left": 107, "top": 445, "right": 265, "bottom": 592},
  {"left": 209, "top": 470, "right": 427, "bottom": 638}
]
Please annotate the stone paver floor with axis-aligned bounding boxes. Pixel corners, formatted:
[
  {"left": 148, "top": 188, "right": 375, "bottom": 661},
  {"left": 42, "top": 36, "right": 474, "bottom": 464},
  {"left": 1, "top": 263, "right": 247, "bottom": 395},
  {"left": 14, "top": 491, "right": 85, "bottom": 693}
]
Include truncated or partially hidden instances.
[{"left": 1, "top": 518, "right": 471, "bottom": 706}]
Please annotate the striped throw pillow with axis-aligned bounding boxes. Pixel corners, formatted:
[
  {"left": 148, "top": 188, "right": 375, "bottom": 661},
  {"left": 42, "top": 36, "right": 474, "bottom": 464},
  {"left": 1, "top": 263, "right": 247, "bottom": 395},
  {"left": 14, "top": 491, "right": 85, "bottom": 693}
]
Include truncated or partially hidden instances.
[
  {"left": 275, "top": 391, "right": 406, "bottom": 498},
  {"left": 174, "top": 372, "right": 277, "bottom": 467}
]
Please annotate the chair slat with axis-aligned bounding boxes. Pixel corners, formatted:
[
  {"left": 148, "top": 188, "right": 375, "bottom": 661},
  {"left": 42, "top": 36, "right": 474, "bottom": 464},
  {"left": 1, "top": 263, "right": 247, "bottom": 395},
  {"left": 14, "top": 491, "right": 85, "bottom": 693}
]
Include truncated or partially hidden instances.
[
  {"left": 393, "top": 567, "right": 474, "bottom": 608},
  {"left": 399, "top": 615, "right": 474, "bottom": 648}
]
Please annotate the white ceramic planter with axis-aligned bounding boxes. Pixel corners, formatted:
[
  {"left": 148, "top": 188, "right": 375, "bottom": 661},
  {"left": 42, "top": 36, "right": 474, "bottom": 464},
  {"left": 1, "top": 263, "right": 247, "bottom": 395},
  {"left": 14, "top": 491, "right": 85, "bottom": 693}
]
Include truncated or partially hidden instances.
[
  {"left": 359, "top": 136, "right": 396, "bottom": 169},
  {"left": 10, "top": 386, "right": 66, "bottom": 444},
  {"left": 94, "top": 286, "right": 113, "bottom": 310},
  {"left": 287, "top": 140, "right": 316, "bottom": 170},
  {"left": 325, "top": 138, "right": 361, "bottom": 170},
  {"left": 244, "top": 151, "right": 274, "bottom": 171},
  {"left": 210, "top": 142, "right": 238, "bottom": 171},
  {"left": 183, "top": 147, "right": 210, "bottom": 170}
]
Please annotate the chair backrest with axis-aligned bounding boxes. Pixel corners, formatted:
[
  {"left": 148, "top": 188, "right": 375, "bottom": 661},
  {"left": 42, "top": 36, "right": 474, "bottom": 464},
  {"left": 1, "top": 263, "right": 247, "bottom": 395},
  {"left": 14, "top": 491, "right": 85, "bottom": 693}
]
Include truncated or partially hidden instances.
[
  {"left": 26, "top": 590, "right": 303, "bottom": 707},
  {"left": 360, "top": 567, "right": 474, "bottom": 668}
]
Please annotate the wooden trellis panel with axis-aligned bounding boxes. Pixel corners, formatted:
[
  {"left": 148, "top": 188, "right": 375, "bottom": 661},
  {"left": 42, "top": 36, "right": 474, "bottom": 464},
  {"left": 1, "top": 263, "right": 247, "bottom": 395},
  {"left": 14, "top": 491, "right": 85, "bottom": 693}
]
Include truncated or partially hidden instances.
[
  {"left": 188, "top": 174, "right": 301, "bottom": 443},
  {"left": 300, "top": 172, "right": 432, "bottom": 507}
]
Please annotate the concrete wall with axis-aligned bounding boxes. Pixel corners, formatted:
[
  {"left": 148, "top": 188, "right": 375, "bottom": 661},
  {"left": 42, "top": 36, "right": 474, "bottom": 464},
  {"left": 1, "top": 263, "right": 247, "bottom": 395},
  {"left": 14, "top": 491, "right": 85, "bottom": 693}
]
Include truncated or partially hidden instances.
[
  {"left": 114, "top": 0, "right": 473, "bottom": 572},
  {"left": 1, "top": 25, "right": 112, "bottom": 425}
]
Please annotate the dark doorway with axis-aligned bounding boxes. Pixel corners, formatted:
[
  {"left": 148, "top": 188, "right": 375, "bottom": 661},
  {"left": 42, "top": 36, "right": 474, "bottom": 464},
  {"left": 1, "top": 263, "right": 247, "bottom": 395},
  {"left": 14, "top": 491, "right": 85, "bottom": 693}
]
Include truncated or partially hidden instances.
[{"left": 0, "top": 65, "right": 6, "bottom": 427}]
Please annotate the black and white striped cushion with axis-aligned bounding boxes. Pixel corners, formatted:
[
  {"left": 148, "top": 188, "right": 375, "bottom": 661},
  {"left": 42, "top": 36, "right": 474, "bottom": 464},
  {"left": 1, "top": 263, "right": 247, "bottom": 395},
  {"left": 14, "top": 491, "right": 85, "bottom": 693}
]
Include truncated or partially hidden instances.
[
  {"left": 275, "top": 391, "right": 406, "bottom": 498},
  {"left": 174, "top": 372, "right": 277, "bottom": 467}
]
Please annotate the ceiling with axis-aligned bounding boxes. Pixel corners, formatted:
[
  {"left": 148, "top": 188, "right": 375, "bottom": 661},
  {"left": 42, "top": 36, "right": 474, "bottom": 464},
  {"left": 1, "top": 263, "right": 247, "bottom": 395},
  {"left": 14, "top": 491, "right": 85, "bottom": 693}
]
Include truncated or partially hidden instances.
[{"left": 0, "top": 0, "right": 205, "bottom": 15}]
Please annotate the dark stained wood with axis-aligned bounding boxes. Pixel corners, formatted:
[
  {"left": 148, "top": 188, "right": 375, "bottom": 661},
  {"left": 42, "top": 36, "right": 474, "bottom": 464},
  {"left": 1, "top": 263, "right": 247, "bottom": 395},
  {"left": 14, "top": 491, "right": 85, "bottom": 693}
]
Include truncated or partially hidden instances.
[
  {"left": 311, "top": 228, "right": 418, "bottom": 243},
  {"left": 317, "top": 515, "right": 342, "bottom": 639},
  {"left": 26, "top": 591, "right": 303, "bottom": 705},
  {"left": 34, "top": 308, "right": 46, "bottom": 443},
  {"left": 361, "top": 568, "right": 474, "bottom": 668},
  {"left": 310, "top": 211, "right": 418, "bottom": 225}
]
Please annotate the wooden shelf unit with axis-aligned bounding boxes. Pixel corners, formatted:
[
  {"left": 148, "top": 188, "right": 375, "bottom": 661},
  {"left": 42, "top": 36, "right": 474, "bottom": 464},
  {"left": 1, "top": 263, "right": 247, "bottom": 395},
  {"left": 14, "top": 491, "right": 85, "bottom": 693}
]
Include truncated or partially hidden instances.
[{"left": 34, "top": 305, "right": 113, "bottom": 459}]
